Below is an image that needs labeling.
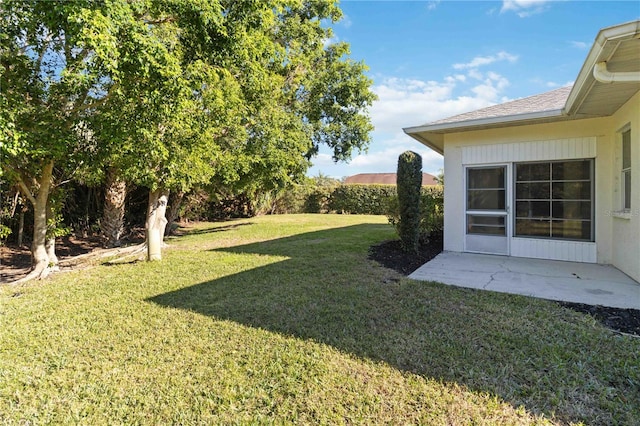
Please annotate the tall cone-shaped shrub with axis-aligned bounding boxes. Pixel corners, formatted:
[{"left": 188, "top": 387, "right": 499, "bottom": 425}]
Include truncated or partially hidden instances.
[{"left": 397, "top": 151, "right": 422, "bottom": 253}]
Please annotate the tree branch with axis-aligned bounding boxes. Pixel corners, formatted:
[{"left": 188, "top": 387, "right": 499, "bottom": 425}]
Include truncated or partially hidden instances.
[
  {"left": 143, "top": 16, "right": 176, "bottom": 25},
  {"left": 69, "top": 82, "right": 119, "bottom": 114},
  {"left": 10, "top": 191, "right": 20, "bottom": 217},
  {"left": 33, "top": 31, "right": 56, "bottom": 72},
  {"left": 15, "top": 175, "right": 36, "bottom": 206}
]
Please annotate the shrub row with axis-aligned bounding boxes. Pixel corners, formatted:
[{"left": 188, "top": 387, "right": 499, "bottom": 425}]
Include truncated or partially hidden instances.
[
  {"left": 328, "top": 185, "right": 397, "bottom": 215},
  {"left": 271, "top": 182, "right": 444, "bottom": 237},
  {"left": 1, "top": 182, "right": 444, "bottom": 245},
  {"left": 166, "top": 183, "right": 443, "bottom": 237}
]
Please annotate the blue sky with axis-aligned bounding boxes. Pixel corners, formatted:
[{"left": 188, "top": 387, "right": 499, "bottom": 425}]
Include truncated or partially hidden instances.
[{"left": 307, "top": 0, "right": 640, "bottom": 179}]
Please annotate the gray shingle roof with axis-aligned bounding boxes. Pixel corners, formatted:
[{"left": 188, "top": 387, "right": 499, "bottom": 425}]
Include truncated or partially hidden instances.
[{"left": 428, "top": 85, "right": 572, "bottom": 126}]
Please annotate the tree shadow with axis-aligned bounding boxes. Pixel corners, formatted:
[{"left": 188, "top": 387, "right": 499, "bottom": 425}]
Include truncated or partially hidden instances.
[
  {"left": 147, "top": 224, "right": 637, "bottom": 424},
  {"left": 173, "top": 221, "right": 254, "bottom": 237}
]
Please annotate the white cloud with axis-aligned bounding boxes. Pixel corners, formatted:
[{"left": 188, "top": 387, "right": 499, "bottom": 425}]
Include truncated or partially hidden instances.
[
  {"left": 427, "top": 1, "right": 441, "bottom": 11},
  {"left": 468, "top": 71, "right": 510, "bottom": 101},
  {"left": 445, "top": 74, "right": 467, "bottom": 84},
  {"left": 570, "top": 40, "right": 589, "bottom": 50},
  {"left": 311, "top": 152, "right": 335, "bottom": 168},
  {"left": 347, "top": 133, "right": 445, "bottom": 174},
  {"left": 309, "top": 51, "right": 518, "bottom": 178},
  {"left": 453, "top": 51, "right": 518, "bottom": 70},
  {"left": 339, "top": 13, "right": 352, "bottom": 28},
  {"left": 530, "top": 78, "right": 574, "bottom": 89},
  {"left": 501, "top": 0, "right": 553, "bottom": 17},
  {"left": 531, "top": 78, "right": 560, "bottom": 88},
  {"left": 370, "top": 65, "right": 512, "bottom": 134},
  {"left": 323, "top": 35, "right": 339, "bottom": 48},
  {"left": 467, "top": 68, "right": 484, "bottom": 81}
]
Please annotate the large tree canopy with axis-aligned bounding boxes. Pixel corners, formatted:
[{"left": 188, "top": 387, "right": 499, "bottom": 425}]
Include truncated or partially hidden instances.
[{"left": 0, "top": 0, "right": 376, "bottom": 273}]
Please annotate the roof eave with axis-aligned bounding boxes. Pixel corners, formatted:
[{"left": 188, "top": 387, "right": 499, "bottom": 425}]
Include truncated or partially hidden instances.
[
  {"left": 403, "top": 129, "right": 444, "bottom": 155},
  {"left": 404, "top": 20, "right": 640, "bottom": 154},
  {"left": 564, "top": 20, "right": 640, "bottom": 116},
  {"left": 404, "top": 109, "right": 564, "bottom": 134},
  {"left": 403, "top": 109, "right": 565, "bottom": 153}
]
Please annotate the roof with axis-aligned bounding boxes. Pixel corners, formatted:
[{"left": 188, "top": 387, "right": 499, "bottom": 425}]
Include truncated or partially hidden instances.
[
  {"left": 429, "top": 86, "right": 571, "bottom": 126},
  {"left": 344, "top": 173, "right": 439, "bottom": 186},
  {"left": 404, "top": 20, "right": 640, "bottom": 155}
]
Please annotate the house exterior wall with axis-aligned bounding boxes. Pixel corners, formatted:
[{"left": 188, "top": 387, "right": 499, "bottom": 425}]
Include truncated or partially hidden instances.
[
  {"left": 608, "top": 90, "right": 640, "bottom": 282},
  {"left": 442, "top": 91, "right": 640, "bottom": 281}
]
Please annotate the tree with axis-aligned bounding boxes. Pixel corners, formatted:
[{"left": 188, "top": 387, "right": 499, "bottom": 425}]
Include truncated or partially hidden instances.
[
  {"left": 1, "top": 1, "right": 108, "bottom": 278},
  {"left": 202, "top": 0, "right": 376, "bottom": 208},
  {"left": 435, "top": 168, "right": 444, "bottom": 186},
  {"left": 0, "top": 0, "right": 212, "bottom": 272},
  {"left": 2, "top": 0, "right": 376, "bottom": 272},
  {"left": 100, "top": 167, "right": 127, "bottom": 247},
  {"left": 157, "top": 0, "right": 377, "bottom": 232},
  {"left": 397, "top": 151, "right": 423, "bottom": 253}
]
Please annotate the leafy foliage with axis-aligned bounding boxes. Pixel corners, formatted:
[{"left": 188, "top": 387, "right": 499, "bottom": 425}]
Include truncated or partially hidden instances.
[
  {"left": 328, "top": 185, "right": 397, "bottom": 215},
  {"left": 385, "top": 186, "right": 444, "bottom": 237},
  {"left": 396, "top": 151, "right": 423, "bottom": 253},
  {"left": 1, "top": 0, "right": 376, "bottom": 264}
]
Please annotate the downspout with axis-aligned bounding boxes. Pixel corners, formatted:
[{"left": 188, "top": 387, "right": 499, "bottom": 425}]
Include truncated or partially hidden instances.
[{"left": 593, "top": 61, "right": 640, "bottom": 83}]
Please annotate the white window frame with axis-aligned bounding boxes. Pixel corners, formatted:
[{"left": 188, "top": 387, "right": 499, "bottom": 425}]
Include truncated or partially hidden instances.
[
  {"left": 621, "top": 126, "right": 631, "bottom": 212},
  {"left": 513, "top": 159, "right": 594, "bottom": 242}
]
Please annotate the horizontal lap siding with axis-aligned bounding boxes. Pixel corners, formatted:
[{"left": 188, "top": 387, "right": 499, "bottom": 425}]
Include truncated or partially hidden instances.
[{"left": 462, "top": 137, "right": 596, "bottom": 164}]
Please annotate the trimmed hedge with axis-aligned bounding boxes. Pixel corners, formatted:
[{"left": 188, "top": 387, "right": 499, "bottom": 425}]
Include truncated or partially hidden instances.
[
  {"left": 327, "top": 184, "right": 397, "bottom": 215},
  {"left": 178, "top": 183, "right": 443, "bottom": 226},
  {"left": 275, "top": 184, "right": 443, "bottom": 229}
]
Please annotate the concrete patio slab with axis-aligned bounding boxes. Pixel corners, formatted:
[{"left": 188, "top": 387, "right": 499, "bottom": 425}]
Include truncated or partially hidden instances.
[{"left": 409, "top": 252, "right": 640, "bottom": 309}]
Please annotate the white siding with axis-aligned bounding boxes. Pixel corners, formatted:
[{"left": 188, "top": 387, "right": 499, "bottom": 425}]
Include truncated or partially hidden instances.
[
  {"left": 459, "top": 136, "right": 598, "bottom": 263},
  {"left": 443, "top": 146, "right": 464, "bottom": 252},
  {"left": 441, "top": 107, "right": 639, "bottom": 280},
  {"left": 511, "top": 238, "right": 597, "bottom": 263},
  {"left": 609, "top": 91, "right": 640, "bottom": 282},
  {"left": 461, "top": 137, "right": 596, "bottom": 164}
]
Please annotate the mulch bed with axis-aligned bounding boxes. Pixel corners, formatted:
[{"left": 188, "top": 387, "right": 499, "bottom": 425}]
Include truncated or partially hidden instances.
[
  {"left": 368, "top": 233, "right": 444, "bottom": 276},
  {"left": 368, "top": 233, "right": 640, "bottom": 337}
]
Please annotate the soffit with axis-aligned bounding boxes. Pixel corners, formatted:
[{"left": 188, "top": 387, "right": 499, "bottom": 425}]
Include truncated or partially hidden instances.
[{"left": 569, "top": 26, "right": 640, "bottom": 117}]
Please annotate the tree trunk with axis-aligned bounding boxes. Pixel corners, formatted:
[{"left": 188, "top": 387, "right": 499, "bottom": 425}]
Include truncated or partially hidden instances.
[
  {"left": 29, "top": 161, "right": 55, "bottom": 278},
  {"left": 45, "top": 200, "right": 59, "bottom": 268},
  {"left": 146, "top": 187, "right": 169, "bottom": 261},
  {"left": 165, "top": 190, "right": 184, "bottom": 236},
  {"left": 17, "top": 208, "right": 25, "bottom": 247},
  {"left": 101, "top": 167, "right": 127, "bottom": 247}
]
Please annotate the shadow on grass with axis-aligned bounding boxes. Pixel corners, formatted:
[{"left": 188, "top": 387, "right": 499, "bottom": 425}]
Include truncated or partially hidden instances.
[
  {"left": 148, "top": 224, "right": 639, "bottom": 424},
  {"left": 174, "top": 221, "right": 254, "bottom": 237}
]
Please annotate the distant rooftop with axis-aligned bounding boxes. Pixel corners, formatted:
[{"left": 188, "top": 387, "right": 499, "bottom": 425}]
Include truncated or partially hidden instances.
[
  {"left": 344, "top": 173, "right": 439, "bottom": 186},
  {"left": 428, "top": 86, "right": 572, "bottom": 126}
]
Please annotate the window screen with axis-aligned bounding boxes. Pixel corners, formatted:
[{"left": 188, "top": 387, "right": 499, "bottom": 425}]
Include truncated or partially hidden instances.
[{"left": 515, "top": 160, "right": 593, "bottom": 241}]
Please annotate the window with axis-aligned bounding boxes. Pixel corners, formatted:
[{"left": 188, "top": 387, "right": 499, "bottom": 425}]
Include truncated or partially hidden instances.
[
  {"left": 514, "top": 159, "right": 593, "bottom": 241},
  {"left": 467, "top": 167, "right": 506, "bottom": 211},
  {"left": 466, "top": 166, "right": 506, "bottom": 235},
  {"left": 622, "top": 128, "right": 631, "bottom": 210}
]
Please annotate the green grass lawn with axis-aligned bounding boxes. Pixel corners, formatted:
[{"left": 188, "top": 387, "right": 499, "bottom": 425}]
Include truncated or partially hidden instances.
[{"left": 1, "top": 214, "right": 638, "bottom": 425}]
